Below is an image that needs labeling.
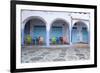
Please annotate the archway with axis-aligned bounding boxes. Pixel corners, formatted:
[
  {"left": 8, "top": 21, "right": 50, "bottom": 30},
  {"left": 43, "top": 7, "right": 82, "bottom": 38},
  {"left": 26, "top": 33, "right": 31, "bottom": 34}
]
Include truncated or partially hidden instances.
[
  {"left": 50, "top": 19, "right": 70, "bottom": 45},
  {"left": 23, "top": 17, "right": 46, "bottom": 45},
  {"left": 71, "top": 21, "right": 89, "bottom": 44}
]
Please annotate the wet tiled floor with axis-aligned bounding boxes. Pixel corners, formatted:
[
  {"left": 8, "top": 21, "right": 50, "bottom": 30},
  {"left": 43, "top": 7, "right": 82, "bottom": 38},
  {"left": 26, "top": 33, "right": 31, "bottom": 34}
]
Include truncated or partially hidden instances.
[{"left": 21, "top": 46, "right": 90, "bottom": 63}]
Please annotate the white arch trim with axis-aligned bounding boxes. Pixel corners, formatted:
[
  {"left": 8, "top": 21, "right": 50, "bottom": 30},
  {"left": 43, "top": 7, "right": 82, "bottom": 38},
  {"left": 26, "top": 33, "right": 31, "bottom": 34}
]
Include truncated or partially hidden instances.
[
  {"left": 72, "top": 20, "right": 89, "bottom": 32},
  {"left": 22, "top": 16, "right": 47, "bottom": 30},
  {"left": 50, "top": 18, "right": 70, "bottom": 28},
  {"left": 49, "top": 18, "right": 71, "bottom": 43}
]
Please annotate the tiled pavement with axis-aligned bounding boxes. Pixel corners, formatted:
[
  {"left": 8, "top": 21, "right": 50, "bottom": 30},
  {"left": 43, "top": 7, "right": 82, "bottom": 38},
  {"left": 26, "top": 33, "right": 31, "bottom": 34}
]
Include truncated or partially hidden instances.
[{"left": 21, "top": 46, "right": 90, "bottom": 63}]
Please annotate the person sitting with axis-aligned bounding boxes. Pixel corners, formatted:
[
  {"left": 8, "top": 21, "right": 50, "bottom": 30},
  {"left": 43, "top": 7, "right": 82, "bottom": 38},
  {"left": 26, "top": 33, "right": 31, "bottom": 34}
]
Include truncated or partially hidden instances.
[{"left": 38, "top": 36, "right": 44, "bottom": 45}]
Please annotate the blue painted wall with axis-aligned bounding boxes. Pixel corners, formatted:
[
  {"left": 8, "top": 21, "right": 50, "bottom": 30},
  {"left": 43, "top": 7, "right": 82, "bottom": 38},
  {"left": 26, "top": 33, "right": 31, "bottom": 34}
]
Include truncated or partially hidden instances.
[
  {"left": 82, "top": 28, "right": 88, "bottom": 43},
  {"left": 71, "top": 28, "right": 79, "bottom": 43},
  {"left": 33, "top": 26, "right": 46, "bottom": 42},
  {"left": 50, "top": 27, "right": 63, "bottom": 38}
]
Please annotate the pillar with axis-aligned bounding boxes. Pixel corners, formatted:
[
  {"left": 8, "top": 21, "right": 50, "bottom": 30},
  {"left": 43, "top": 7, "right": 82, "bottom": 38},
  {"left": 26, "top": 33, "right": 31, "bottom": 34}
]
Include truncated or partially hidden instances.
[
  {"left": 70, "top": 24, "right": 72, "bottom": 45},
  {"left": 46, "top": 30, "right": 50, "bottom": 46},
  {"left": 88, "top": 31, "right": 90, "bottom": 44},
  {"left": 21, "top": 29, "right": 24, "bottom": 46},
  {"left": 46, "top": 24, "right": 50, "bottom": 47}
]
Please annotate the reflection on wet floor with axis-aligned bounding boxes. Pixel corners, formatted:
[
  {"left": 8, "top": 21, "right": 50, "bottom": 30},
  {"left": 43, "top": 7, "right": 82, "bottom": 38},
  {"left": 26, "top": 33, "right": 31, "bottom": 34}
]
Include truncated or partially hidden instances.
[{"left": 21, "top": 47, "right": 90, "bottom": 63}]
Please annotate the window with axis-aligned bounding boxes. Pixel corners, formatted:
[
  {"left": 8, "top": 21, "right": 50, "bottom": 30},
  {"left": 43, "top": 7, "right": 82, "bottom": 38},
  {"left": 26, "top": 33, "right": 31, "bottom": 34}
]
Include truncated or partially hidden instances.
[
  {"left": 82, "top": 27, "right": 87, "bottom": 30},
  {"left": 73, "top": 27, "right": 77, "bottom": 29}
]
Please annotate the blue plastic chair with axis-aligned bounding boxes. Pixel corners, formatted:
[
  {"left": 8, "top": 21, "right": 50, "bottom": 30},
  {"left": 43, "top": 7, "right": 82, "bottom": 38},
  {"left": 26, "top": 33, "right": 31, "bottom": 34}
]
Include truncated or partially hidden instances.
[
  {"left": 32, "top": 38, "right": 35, "bottom": 45},
  {"left": 56, "top": 37, "right": 59, "bottom": 44}
]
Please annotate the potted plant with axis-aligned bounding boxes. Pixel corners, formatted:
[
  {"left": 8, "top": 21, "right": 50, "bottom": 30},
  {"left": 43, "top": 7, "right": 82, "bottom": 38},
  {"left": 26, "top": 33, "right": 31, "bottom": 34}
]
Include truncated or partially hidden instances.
[
  {"left": 51, "top": 37, "right": 56, "bottom": 44},
  {"left": 25, "top": 35, "right": 32, "bottom": 45}
]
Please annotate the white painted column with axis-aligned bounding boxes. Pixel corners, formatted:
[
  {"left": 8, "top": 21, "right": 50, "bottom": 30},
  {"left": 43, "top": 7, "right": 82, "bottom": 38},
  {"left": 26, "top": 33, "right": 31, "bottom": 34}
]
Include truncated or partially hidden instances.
[
  {"left": 21, "top": 29, "right": 24, "bottom": 46},
  {"left": 46, "top": 30, "right": 50, "bottom": 46},
  {"left": 70, "top": 24, "right": 72, "bottom": 45},
  {"left": 88, "top": 23, "right": 90, "bottom": 44},
  {"left": 70, "top": 16, "right": 73, "bottom": 45},
  {"left": 46, "top": 24, "right": 50, "bottom": 47},
  {"left": 88, "top": 31, "right": 90, "bottom": 44}
]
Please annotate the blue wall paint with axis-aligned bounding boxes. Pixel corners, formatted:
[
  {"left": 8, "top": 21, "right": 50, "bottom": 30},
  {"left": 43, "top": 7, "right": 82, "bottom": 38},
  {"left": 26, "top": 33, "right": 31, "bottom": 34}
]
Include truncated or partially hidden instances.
[
  {"left": 33, "top": 26, "right": 46, "bottom": 43},
  {"left": 50, "top": 27, "right": 63, "bottom": 38},
  {"left": 82, "top": 29, "right": 88, "bottom": 43}
]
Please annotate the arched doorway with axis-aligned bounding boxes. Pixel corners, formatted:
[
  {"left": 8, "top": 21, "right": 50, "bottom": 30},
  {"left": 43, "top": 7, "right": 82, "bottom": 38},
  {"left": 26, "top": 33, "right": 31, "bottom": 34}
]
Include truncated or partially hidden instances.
[
  {"left": 71, "top": 21, "right": 89, "bottom": 44},
  {"left": 50, "top": 19, "right": 70, "bottom": 45},
  {"left": 23, "top": 17, "right": 46, "bottom": 45}
]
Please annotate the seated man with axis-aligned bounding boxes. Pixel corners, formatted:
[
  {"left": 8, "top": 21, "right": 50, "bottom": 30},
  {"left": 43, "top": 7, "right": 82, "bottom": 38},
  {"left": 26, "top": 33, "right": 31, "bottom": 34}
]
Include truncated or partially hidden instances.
[{"left": 38, "top": 36, "right": 44, "bottom": 45}]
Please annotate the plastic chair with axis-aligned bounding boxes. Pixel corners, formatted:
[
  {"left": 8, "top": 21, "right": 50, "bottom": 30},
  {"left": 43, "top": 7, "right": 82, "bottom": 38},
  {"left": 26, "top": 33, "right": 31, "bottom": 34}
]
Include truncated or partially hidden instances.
[
  {"left": 56, "top": 37, "right": 60, "bottom": 44},
  {"left": 32, "top": 38, "right": 35, "bottom": 45}
]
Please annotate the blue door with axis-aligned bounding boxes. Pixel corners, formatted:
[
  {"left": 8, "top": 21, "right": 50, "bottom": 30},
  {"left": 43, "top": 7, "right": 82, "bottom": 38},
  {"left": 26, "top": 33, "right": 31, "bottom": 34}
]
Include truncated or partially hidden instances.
[
  {"left": 72, "top": 27, "right": 88, "bottom": 44},
  {"left": 71, "top": 27, "right": 79, "bottom": 43},
  {"left": 82, "top": 28, "right": 88, "bottom": 43}
]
